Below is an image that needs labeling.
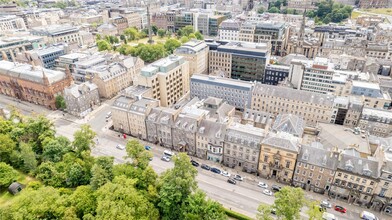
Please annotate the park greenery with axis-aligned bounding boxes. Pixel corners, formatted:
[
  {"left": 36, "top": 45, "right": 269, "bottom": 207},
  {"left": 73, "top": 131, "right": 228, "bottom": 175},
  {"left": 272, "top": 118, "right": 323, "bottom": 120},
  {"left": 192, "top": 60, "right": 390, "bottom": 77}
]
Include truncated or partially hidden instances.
[
  {"left": 55, "top": 95, "right": 66, "bottom": 110},
  {"left": 307, "top": 0, "right": 353, "bottom": 24},
  {"left": 97, "top": 25, "right": 203, "bottom": 63},
  {"left": 0, "top": 111, "right": 227, "bottom": 219}
]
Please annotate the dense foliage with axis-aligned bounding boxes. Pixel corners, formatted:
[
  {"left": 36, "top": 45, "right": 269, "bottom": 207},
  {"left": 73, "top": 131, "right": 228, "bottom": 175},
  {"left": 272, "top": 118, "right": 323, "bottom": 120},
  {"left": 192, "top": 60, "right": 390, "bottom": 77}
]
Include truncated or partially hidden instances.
[
  {"left": 307, "top": 0, "right": 353, "bottom": 24},
  {"left": 0, "top": 112, "right": 226, "bottom": 220}
]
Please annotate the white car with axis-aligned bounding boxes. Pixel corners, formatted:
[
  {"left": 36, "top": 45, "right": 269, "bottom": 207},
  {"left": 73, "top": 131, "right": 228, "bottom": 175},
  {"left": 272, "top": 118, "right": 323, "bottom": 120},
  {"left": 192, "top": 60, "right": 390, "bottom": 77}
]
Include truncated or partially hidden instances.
[
  {"left": 234, "top": 174, "right": 243, "bottom": 181},
  {"left": 221, "top": 171, "right": 230, "bottom": 177},
  {"left": 116, "top": 144, "right": 125, "bottom": 150},
  {"left": 258, "top": 182, "right": 268, "bottom": 188},
  {"left": 161, "top": 156, "right": 171, "bottom": 162},
  {"left": 321, "top": 200, "right": 332, "bottom": 209},
  {"left": 263, "top": 189, "right": 273, "bottom": 196}
]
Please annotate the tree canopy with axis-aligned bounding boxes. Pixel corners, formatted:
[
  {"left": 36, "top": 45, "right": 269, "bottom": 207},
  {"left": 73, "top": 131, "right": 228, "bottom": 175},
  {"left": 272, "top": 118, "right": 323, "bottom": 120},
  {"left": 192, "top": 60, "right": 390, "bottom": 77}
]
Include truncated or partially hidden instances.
[{"left": 308, "top": 0, "right": 353, "bottom": 24}]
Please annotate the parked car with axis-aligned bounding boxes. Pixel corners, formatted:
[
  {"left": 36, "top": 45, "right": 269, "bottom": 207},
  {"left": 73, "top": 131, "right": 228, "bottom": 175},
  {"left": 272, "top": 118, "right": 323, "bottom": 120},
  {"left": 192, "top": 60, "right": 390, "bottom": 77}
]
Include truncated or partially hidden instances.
[
  {"left": 144, "top": 146, "right": 151, "bottom": 151},
  {"left": 257, "top": 182, "right": 268, "bottom": 188},
  {"left": 116, "top": 144, "right": 125, "bottom": 150},
  {"left": 227, "top": 178, "right": 236, "bottom": 185},
  {"left": 106, "top": 112, "right": 112, "bottom": 118},
  {"left": 360, "top": 211, "right": 378, "bottom": 220},
  {"left": 211, "top": 167, "right": 221, "bottom": 174},
  {"left": 201, "top": 164, "right": 211, "bottom": 170},
  {"left": 334, "top": 205, "right": 346, "bottom": 213},
  {"left": 320, "top": 200, "right": 332, "bottom": 209},
  {"left": 221, "top": 171, "right": 230, "bottom": 177},
  {"left": 190, "top": 160, "right": 199, "bottom": 167},
  {"left": 271, "top": 185, "right": 281, "bottom": 192},
  {"left": 161, "top": 156, "right": 171, "bottom": 162},
  {"left": 233, "top": 174, "right": 243, "bottom": 181},
  {"left": 163, "top": 150, "right": 174, "bottom": 157},
  {"left": 263, "top": 189, "right": 273, "bottom": 196}
]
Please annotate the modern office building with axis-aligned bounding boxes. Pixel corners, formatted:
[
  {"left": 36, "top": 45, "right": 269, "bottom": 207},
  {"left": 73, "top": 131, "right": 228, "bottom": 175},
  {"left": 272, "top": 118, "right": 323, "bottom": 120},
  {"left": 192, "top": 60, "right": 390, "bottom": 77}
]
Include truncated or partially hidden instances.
[
  {"left": 16, "top": 44, "right": 67, "bottom": 69},
  {"left": 174, "top": 40, "right": 209, "bottom": 75},
  {"left": 137, "top": 55, "right": 190, "bottom": 107},
  {"left": 0, "top": 36, "right": 44, "bottom": 62},
  {"left": 209, "top": 41, "right": 270, "bottom": 82},
  {"left": 190, "top": 74, "right": 253, "bottom": 111},
  {"left": 218, "top": 19, "right": 241, "bottom": 41},
  {"left": 0, "top": 15, "right": 26, "bottom": 31},
  {"left": 31, "top": 25, "right": 83, "bottom": 46},
  {"left": 238, "top": 21, "right": 287, "bottom": 56},
  {"left": 263, "top": 64, "right": 290, "bottom": 85}
]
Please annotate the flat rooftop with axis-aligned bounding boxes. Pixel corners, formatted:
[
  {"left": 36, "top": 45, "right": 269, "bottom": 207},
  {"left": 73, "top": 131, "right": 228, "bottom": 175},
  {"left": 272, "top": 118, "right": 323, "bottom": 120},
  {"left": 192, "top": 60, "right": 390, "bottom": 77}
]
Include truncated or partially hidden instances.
[
  {"left": 191, "top": 74, "right": 253, "bottom": 90},
  {"left": 318, "top": 123, "right": 370, "bottom": 155}
]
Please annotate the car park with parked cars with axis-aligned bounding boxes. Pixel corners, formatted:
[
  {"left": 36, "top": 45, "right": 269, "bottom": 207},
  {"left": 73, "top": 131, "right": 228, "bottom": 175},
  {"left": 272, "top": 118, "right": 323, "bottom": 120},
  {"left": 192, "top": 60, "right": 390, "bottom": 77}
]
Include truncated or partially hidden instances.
[
  {"left": 233, "top": 174, "right": 243, "bottom": 181},
  {"left": 221, "top": 171, "right": 230, "bottom": 177},
  {"left": 271, "top": 185, "right": 281, "bottom": 192},
  {"left": 190, "top": 160, "right": 199, "bottom": 167},
  {"left": 161, "top": 156, "right": 171, "bottom": 162},
  {"left": 201, "top": 164, "right": 211, "bottom": 170},
  {"left": 263, "top": 189, "right": 273, "bottom": 196},
  {"left": 258, "top": 182, "right": 268, "bottom": 188},
  {"left": 334, "top": 205, "right": 346, "bottom": 213},
  {"left": 211, "top": 167, "right": 221, "bottom": 174},
  {"left": 227, "top": 178, "right": 236, "bottom": 185}
]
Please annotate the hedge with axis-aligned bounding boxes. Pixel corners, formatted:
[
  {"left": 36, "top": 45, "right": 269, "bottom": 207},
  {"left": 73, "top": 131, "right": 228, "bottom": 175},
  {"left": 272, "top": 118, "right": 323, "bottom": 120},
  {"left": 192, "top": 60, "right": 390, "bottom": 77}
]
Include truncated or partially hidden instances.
[{"left": 224, "top": 208, "right": 253, "bottom": 220}]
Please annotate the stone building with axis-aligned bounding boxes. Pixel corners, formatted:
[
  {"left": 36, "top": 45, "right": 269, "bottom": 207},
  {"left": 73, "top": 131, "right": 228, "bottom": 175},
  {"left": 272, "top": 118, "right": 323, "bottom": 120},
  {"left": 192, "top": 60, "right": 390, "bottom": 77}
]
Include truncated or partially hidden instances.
[
  {"left": 329, "top": 148, "right": 381, "bottom": 207},
  {"left": 112, "top": 96, "right": 159, "bottom": 139},
  {"left": 196, "top": 119, "right": 227, "bottom": 162},
  {"left": 30, "top": 25, "right": 83, "bottom": 46},
  {"left": 223, "top": 123, "right": 265, "bottom": 173},
  {"left": 258, "top": 132, "right": 301, "bottom": 183},
  {"left": 174, "top": 40, "right": 209, "bottom": 76},
  {"left": 146, "top": 107, "right": 180, "bottom": 148},
  {"left": 0, "top": 60, "right": 72, "bottom": 109},
  {"left": 64, "top": 82, "right": 100, "bottom": 117},
  {"left": 251, "top": 83, "right": 335, "bottom": 127},
  {"left": 358, "top": 108, "right": 392, "bottom": 138},
  {"left": 293, "top": 142, "right": 339, "bottom": 194}
]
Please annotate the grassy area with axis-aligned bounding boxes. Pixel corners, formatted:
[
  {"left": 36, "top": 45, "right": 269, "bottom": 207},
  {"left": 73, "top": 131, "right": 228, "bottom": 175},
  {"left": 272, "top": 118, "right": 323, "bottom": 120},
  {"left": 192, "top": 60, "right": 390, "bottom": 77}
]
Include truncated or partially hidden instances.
[
  {"left": 224, "top": 208, "right": 253, "bottom": 220},
  {"left": 128, "top": 36, "right": 171, "bottom": 46},
  {"left": 351, "top": 11, "right": 361, "bottom": 19},
  {"left": 0, "top": 171, "right": 36, "bottom": 208},
  {"left": 361, "top": 8, "right": 392, "bottom": 16}
]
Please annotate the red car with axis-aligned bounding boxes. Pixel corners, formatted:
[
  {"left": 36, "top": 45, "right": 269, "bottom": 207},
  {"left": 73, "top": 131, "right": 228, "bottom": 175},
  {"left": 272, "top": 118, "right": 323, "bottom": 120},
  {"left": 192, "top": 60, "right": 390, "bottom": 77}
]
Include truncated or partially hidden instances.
[{"left": 334, "top": 205, "right": 347, "bottom": 213}]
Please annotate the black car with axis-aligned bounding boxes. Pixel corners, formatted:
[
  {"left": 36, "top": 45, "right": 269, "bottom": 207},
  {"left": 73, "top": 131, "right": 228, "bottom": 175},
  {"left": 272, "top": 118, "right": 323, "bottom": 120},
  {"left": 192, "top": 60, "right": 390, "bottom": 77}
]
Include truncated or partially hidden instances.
[
  {"left": 271, "top": 185, "right": 281, "bottom": 192},
  {"left": 227, "top": 178, "right": 236, "bottom": 185},
  {"left": 191, "top": 160, "right": 199, "bottom": 167},
  {"left": 201, "top": 164, "right": 210, "bottom": 170},
  {"left": 210, "top": 167, "right": 221, "bottom": 174}
]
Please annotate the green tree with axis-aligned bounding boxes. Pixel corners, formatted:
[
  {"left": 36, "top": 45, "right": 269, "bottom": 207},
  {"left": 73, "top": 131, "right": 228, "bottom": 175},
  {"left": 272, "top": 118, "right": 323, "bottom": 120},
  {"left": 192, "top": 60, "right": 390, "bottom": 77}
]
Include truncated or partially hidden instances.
[
  {"left": 124, "top": 27, "right": 140, "bottom": 41},
  {"left": 257, "top": 204, "right": 274, "bottom": 220},
  {"left": 19, "top": 142, "right": 37, "bottom": 173},
  {"left": 194, "top": 31, "right": 204, "bottom": 40},
  {"left": 42, "top": 136, "right": 71, "bottom": 162},
  {"left": 97, "top": 40, "right": 112, "bottom": 51},
  {"left": 307, "top": 201, "right": 323, "bottom": 220},
  {"left": 96, "top": 176, "right": 159, "bottom": 220},
  {"left": 257, "top": 7, "right": 265, "bottom": 14},
  {"left": 24, "top": 116, "right": 55, "bottom": 155},
  {"left": 181, "top": 190, "right": 227, "bottom": 220},
  {"left": 179, "top": 25, "right": 194, "bottom": 37},
  {"left": 0, "top": 134, "right": 16, "bottom": 163},
  {"left": 188, "top": 33, "right": 196, "bottom": 39},
  {"left": 274, "top": 0, "right": 282, "bottom": 9},
  {"left": 125, "top": 140, "right": 152, "bottom": 170},
  {"left": 164, "top": 38, "right": 181, "bottom": 54},
  {"left": 273, "top": 186, "right": 305, "bottom": 220},
  {"left": 180, "top": 36, "right": 189, "bottom": 43},
  {"left": 96, "top": 34, "right": 101, "bottom": 40},
  {"left": 69, "top": 185, "right": 97, "bottom": 219},
  {"left": 158, "top": 153, "right": 197, "bottom": 220},
  {"left": 90, "top": 156, "right": 114, "bottom": 190},
  {"left": 120, "top": 34, "right": 126, "bottom": 41},
  {"left": 152, "top": 25, "right": 158, "bottom": 35},
  {"left": 158, "top": 29, "right": 166, "bottom": 38},
  {"left": 268, "top": 6, "right": 280, "bottom": 13},
  {"left": 72, "top": 124, "right": 96, "bottom": 156},
  {"left": 55, "top": 95, "right": 66, "bottom": 110},
  {"left": 36, "top": 161, "right": 61, "bottom": 186},
  {"left": 3, "top": 186, "right": 69, "bottom": 219},
  {"left": 0, "top": 162, "right": 18, "bottom": 189}
]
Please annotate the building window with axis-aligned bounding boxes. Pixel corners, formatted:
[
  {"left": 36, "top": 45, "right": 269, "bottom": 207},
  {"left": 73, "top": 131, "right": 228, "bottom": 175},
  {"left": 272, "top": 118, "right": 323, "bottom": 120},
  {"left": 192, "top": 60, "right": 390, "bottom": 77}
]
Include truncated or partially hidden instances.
[
  {"left": 264, "top": 155, "right": 268, "bottom": 162},
  {"left": 286, "top": 161, "right": 291, "bottom": 168},
  {"left": 284, "top": 171, "right": 288, "bottom": 176},
  {"left": 319, "top": 168, "right": 324, "bottom": 173},
  {"left": 337, "top": 172, "right": 342, "bottom": 177}
]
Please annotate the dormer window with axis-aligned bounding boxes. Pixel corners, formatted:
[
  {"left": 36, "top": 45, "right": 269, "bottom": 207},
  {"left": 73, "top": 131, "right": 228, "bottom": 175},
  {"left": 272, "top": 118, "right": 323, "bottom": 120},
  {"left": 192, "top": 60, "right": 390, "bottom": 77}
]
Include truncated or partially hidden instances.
[
  {"left": 363, "top": 163, "right": 372, "bottom": 176},
  {"left": 345, "top": 160, "right": 354, "bottom": 172},
  {"left": 322, "top": 155, "right": 327, "bottom": 166},
  {"left": 302, "top": 149, "right": 309, "bottom": 161}
]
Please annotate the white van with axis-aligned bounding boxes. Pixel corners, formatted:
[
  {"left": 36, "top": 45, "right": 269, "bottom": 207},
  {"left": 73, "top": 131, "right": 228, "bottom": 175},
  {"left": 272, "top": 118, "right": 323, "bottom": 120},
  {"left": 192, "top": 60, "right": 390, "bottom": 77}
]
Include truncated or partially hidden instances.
[
  {"left": 322, "top": 212, "right": 337, "bottom": 220},
  {"left": 360, "top": 211, "right": 378, "bottom": 220},
  {"left": 163, "top": 150, "right": 174, "bottom": 157}
]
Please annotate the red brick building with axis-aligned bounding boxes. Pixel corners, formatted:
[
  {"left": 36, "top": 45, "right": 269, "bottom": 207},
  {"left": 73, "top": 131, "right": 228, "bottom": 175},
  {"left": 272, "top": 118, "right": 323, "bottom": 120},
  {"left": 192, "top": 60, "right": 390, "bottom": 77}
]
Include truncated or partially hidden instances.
[{"left": 0, "top": 60, "right": 72, "bottom": 109}]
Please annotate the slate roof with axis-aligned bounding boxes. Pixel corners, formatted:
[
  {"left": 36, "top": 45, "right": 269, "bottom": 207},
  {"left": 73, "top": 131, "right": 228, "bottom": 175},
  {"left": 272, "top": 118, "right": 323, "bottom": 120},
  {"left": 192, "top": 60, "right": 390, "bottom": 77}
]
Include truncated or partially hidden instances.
[
  {"left": 198, "top": 119, "right": 227, "bottom": 141},
  {"left": 272, "top": 114, "right": 305, "bottom": 137},
  {"left": 298, "top": 142, "right": 339, "bottom": 170},
  {"left": 262, "top": 133, "right": 300, "bottom": 153},
  {"left": 337, "top": 148, "right": 380, "bottom": 179}
]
